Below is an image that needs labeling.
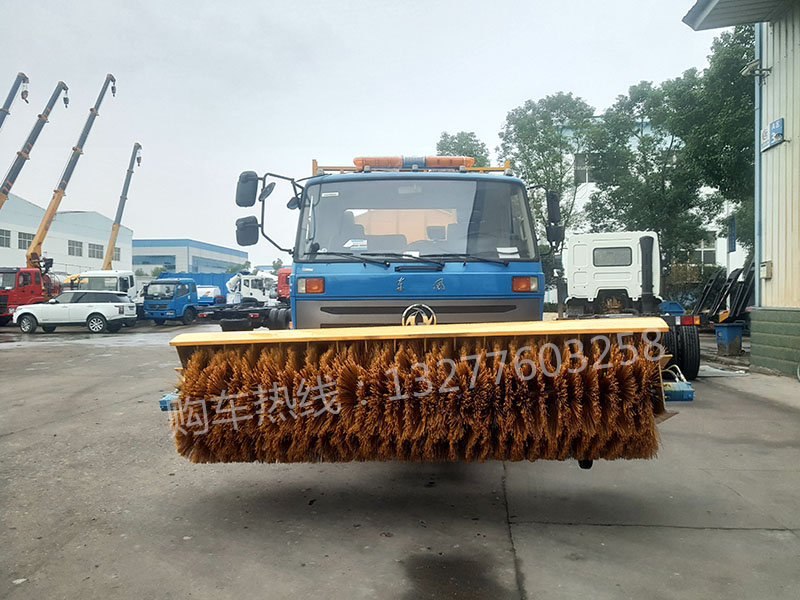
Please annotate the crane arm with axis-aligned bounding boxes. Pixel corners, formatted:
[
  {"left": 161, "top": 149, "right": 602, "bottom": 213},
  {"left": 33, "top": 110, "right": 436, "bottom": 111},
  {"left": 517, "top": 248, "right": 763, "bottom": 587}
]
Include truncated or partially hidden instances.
[
  {"left": 0, "top": 72, "right": 29, "bottom": 133},
  {"left": 27, "top": 74, "right": 116, "bottom": 269},
  {"left": 0, "top": 81, "right": 68, "bottom": 213},
  {"left": 102, "top": 142, "right": 141, "bottom": 269}
]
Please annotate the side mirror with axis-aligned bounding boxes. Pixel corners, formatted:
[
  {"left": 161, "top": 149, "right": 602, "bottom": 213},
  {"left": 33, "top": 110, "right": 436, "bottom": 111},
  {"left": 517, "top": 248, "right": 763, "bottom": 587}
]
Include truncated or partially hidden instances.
[
  {"left": 545, "top": 190, "right": 561, "bottom": 224},
  {"left": 236, "top": 171, "right": 259, "bottom": 207},
  {"left": 236, "top": 216, "right": 260, "bottom": 246},
  {"left": 258, "top": 181, "right": 275, "bottom": 202},
  {"left": 286, "top": 195, "right": 300, "bottom": 210},
  {"left": 269, "top": 290, "right": 277, "bottom": 299}
]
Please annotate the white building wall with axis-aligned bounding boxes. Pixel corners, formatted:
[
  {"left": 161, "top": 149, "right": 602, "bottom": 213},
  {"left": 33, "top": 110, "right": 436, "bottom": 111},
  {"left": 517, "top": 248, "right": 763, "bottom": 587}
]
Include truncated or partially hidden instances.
[
  {"left": 0, "top": 194, "right": 133, "bottom": 274},
  {"left": 760, "top": 7, "right": 800, "bottom": 308}
]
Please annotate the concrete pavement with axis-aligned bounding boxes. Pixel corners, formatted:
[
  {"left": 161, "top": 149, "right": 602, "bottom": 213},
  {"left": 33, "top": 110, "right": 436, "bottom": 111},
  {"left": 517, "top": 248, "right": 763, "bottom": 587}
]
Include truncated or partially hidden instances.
[{"left": 1, "top": 324, "right": 798, "bottom": 599}]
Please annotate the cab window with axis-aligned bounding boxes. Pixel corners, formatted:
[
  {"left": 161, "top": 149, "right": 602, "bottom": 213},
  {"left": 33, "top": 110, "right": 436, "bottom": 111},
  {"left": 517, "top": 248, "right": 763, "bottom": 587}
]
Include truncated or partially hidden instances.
[
  {"left": 176, "top": 284, "right": 190, "bottom": 297},
  {"left": 19, "top": 272, "right": 31, "bottom": 287},
  {"left": 34, "top": 272, "right": 41, "bottom": 285},
  {"left": 119, "top": 277, "right": 130, "bottom": 292}
]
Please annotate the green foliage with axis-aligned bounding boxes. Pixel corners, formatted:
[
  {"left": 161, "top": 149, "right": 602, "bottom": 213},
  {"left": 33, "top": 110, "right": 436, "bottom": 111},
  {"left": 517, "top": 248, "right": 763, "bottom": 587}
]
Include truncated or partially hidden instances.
[
  {"left": 150, "top": 266, "right": 167, "bottom": 277},
  {"left": 584, "top": 81, "right": 721, "bottom": 265},
  {"left": 271, "top": 258, "right": 283, "bottom": 275},
  {"left": 498, "top": 92, "right": 595, "bottom": 233},
  {"left": 225, "top": 261, "right": 251, "bottom": 274},
  {"left": 436, "top": 131, "right": 490, "bottom": 167},
  {"left": 134, "top": 268, "right": 146, "bottom": 277},
  {"left": 659, "top": 26, "right": 755, "bottom": 249}
]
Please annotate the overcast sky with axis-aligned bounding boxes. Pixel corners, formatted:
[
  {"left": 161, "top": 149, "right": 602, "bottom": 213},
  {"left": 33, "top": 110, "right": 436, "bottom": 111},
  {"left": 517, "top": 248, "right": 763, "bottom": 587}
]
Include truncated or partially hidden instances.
[{"left": 0, "top": 1, "right": 718, "bottom": 267}]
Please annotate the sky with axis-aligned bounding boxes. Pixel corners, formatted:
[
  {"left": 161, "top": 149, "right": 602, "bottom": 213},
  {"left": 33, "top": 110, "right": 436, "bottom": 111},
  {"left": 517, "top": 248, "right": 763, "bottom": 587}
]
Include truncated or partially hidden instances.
[{"left": 0, "top": 0, "right": 720, "bottom": 267}]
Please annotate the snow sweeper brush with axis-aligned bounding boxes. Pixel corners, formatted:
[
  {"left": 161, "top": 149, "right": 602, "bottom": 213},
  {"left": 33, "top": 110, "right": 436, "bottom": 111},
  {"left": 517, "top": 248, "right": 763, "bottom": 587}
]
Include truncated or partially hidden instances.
[{"left": 165, "top": 317, "right": 672, "bottom": 464}]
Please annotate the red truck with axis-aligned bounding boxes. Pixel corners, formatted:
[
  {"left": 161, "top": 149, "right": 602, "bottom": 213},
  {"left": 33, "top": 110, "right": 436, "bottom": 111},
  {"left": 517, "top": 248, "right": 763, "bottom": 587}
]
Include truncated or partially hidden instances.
[
  {"left": 0, "top": 267, "right": 60, "bottom": 326},
  {"left": 276, "top": 266, "right": 290, "bottom": 304}
]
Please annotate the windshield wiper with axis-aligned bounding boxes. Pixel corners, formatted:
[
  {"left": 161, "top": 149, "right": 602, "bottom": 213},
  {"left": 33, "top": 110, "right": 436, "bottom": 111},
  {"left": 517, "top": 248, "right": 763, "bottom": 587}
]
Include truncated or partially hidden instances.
[
  {"left": 420, "top": 253, "right": 510, "bottom": 266},
  {"left": 308, "top": 251, "right": 390, "bottom": 267},
  {"left": 362, "top": 252, "right": 445, "bottom": 266}
]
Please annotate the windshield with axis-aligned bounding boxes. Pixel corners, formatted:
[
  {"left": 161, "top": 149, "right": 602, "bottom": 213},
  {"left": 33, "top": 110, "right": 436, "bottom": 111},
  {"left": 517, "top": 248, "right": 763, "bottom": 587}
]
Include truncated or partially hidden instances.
[
  {"left": 296, "top": 178, "right": 538, "bottom": 261},
  {"left": 145, "top": 283, "right": 175, "bottom": 299},
  {"left": 0, "top": 272, "right": 15, "bottom": 289}
]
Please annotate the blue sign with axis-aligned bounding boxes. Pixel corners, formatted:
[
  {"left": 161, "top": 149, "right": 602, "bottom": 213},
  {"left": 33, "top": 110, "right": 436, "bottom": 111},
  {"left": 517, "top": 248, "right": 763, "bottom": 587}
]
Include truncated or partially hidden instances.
[{"left": 761, "top": 118, "right": 785, "bottom": 151}]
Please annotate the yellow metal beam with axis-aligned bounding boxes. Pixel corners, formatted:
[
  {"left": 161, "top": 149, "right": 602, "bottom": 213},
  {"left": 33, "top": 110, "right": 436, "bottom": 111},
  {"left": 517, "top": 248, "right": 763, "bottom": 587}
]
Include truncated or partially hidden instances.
[{"left": 171, "top": 317, "right": 669, "bottom": 348}]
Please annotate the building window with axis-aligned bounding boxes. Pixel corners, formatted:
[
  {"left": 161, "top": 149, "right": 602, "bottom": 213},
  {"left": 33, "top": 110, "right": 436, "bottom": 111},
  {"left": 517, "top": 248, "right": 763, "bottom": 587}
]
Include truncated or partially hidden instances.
[
  {"left": 692, "top": 232, "right": 717, "bottom": 266},
  {"left": 573, "top": 153, "right": 596, "bottom": 185},
  {"left": 0, "top": 229, "right": 10, "bottom": 248},
  {"left": 18, "top": 232, "right": 34, "bottom": 250},
  {"left": 68, "top": 240, "right": 83, "bottom": 257},
  {"left": 113, "top": 247, "right": 121, "bottom": 262},
  {"left": 88, "top": 243, "right": 104, "bottom": 259}
]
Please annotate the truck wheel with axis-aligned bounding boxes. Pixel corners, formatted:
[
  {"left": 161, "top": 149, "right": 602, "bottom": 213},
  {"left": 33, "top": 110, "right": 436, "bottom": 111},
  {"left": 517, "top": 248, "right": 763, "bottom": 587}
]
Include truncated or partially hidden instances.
[
  {"left": 18, "top": 315, "right": 37, "bottom": 334},
  {"left": 87, "top": 314, "right": 108, "bottom": 334},
  {"left": 279, "top": 308, "right": 290, "bottom": 330},
  {"left": 42, "top": 325, "right": 57, "bottom": 333},
  {"left": 677, "top": 325, "right": 701, "bottom": 380},
  {"left": 153, "top": 318, "right": 166, "bottom": 326},
  {"left": 663, "top": 327, "right": 679, "bottom": 369},
  {"left": 107, "top": 323, "right": 122, "bottom": 333},
  {"left": 267, "top": 308, "right": 278, "bottom": 329},
  {"left": 0, "top": 315, "right": 11, "bottom": 327},
  {"left": 220, "top": 318, "right": 252, "bottom": 332},
  {"left": 182, "top": 307, "right": 196, "bottom": 325}
]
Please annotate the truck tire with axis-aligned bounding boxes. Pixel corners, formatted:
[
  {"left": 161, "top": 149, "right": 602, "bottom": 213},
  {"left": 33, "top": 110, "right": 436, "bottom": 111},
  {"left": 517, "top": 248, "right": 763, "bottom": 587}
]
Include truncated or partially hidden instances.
[
  {"left": 153, "top": 318, "right": 166, "bottom": 326},
  {"left": 182, "top": 307, "right": 196, "bottom": 325},
  {"left": 220, "top": 318, "right": 252, "bottom": 332},
  {"left": 0, "top": 315, "right": 11, "bottom": 327},
  {"left": 267, "top": 308, "right": 278, "bottom": 329},
  {"left": 663, "top": 327, "right": 679, "bottom": 369},
  {"left": 107, "top": 323, "right": 122, "bottom": 333},
  {"left": 18, "top": 314, "right": 37, "bottom": 334},
  {"left": 87, "top": 314, "right": 108, "bottom": 334},
  {"left": 677, "top": 325, "right": 701, "bottom": 380},
  {"left": 279, "top": 308, "right": 290, "bottom": 330},
  {"left": 42, "top": 325, "right": 57, "bottom": 333}
]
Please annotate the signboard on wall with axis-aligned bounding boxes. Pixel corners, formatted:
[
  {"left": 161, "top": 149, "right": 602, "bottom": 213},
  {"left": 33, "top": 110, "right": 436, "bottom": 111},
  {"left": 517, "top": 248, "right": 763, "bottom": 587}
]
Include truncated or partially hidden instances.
[{"left": 760, "top": 118, "right": 785, "bottom": 151}]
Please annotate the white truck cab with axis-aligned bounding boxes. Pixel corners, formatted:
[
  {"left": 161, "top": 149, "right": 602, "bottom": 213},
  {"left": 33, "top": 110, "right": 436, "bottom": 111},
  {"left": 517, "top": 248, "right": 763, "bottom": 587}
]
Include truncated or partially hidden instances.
[
  {"left": 566, "top": 231, "right": 660, "bottom": 314},
  {"left": 73, "top": 270, "right": 137, "bottom": 302},
  {"left": 225, "top": 272, "right": 277, "bottom": 305}
]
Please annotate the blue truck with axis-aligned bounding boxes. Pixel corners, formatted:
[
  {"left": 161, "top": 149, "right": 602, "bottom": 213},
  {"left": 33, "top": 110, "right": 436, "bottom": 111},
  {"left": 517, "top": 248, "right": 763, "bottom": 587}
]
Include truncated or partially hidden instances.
[
  {"left": 142, "top": 278, "right": 199, "bottom": 325},
  {"left": 233, "top": 156, "right": 547, "bottom": 330}
]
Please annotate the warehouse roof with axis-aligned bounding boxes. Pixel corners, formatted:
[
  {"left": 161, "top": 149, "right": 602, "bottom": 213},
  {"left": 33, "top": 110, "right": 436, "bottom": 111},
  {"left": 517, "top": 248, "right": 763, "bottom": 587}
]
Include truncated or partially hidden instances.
[
  {"left": 132, "top": 238, "right": 247, "bottom": 258},
  {"left": 683, "top": 0, "right": 791, "bottom": 30}
]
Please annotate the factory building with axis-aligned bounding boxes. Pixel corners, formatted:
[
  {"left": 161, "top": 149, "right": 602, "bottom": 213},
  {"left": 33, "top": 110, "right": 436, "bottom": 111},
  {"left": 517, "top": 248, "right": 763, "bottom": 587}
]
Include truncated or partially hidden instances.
[
  {"left": 685, "top": 0, "right": 800, "bottom": 375},
  {"left": 132, "top": 239, "right": 248, "bottom": 274},
  {"left": 0, "top": 193, "right": 132, "bottom": 273}
]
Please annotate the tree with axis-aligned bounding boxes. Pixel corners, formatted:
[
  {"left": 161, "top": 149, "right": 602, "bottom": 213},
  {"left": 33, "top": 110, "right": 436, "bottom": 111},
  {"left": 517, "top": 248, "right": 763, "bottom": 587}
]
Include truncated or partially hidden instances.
[
  {"left": 436, "top": 131, "right": 490, "bottom": 167},
  {"left": 659, "top": 26, "right": 755, "bottom": 249},
  {"left": 583, "top": 82, "right": 720, "bottom": 265},
  {"left": 225, "top": 261, "right": 251, "bottom": 274},
  {"left": 271, "top": 258, "right": 283, "bottom": 275},
  {"left": 498, "top": 92, "right": 596, "bottom": 234},
  {"left": 151, "top": 266, "right": 167, "bottom": 277},
  {"left": 134, "top": 268, "right": 146, "bottom": 277}
]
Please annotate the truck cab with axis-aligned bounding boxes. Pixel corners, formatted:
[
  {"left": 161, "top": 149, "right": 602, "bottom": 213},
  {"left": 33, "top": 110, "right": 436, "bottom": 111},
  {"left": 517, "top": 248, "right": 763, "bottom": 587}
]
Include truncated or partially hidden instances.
[
  {"left": 565, "top": 231, "right": 661, "bottom": 315},
  {"left": 0, "top": 267, "right": 59, "bottom": 326},
  {"left": 142, "top": 278, "right": 198, "bottom": 325},
  {"left": 236, "top": 156, "right": 545, "bottom": 330},
  {"left": 71, "top": 270, "right": 136, "bottom": 302}
]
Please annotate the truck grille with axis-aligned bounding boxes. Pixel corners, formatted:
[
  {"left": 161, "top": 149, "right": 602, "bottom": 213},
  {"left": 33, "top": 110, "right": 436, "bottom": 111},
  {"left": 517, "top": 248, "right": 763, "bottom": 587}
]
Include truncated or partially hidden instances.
[{"left": 149, "top": 303, "right": 167, "bottom": 310}]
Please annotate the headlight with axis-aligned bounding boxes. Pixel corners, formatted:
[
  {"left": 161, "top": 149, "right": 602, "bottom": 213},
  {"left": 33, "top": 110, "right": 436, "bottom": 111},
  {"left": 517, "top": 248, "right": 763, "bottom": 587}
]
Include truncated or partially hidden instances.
[{"left": 511, "top": 276, "right": 539, "bottom": 292}]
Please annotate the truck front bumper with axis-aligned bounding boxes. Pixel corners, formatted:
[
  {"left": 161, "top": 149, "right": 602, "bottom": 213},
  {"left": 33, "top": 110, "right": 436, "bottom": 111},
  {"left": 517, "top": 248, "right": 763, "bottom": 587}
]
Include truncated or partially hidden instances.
[
  {"left": 145, "top": 310, "right": 177, "bottom": 320},
  {"left": 295, "top": 297, "right": 541, "bottom": 329}
]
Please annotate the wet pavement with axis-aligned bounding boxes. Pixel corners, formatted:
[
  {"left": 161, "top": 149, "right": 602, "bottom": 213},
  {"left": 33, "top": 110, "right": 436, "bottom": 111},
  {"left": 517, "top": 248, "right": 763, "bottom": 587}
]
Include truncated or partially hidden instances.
[{"left": 1, "top": 324, "right": 799, "bottom": 599}]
